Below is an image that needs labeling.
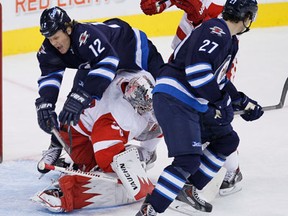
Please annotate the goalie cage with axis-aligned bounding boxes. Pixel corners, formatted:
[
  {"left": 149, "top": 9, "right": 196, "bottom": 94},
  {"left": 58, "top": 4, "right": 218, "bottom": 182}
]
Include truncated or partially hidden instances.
[{"left": 0, "top": 3, "right": 2, "bottom": 163}]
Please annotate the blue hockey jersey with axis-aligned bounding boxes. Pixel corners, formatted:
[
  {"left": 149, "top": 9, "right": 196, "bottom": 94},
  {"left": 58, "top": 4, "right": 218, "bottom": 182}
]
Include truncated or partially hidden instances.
[
  {"left": 153, "top": 18, "right": 239, "bottom": 113},
  {"left": 37, "top": 18, "right": 155, "bottom": 104}
]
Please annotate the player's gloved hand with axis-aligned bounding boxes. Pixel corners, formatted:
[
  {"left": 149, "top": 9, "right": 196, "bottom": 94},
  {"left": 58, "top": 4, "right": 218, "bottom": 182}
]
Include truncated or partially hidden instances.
[
  {"left": 140, "top": 0, "right": 167, "bottom": 15},
  {"left": 35, "top": 97, "right": 58, "bottom": 134},
  {"left": 211, "top": 93, "right": 234, "bottom": 125},
  {"left": 232, "top": 92, "right": 264, "bottom": 121},
  {"left": 59, "top": 88, "right": 92, "bottom": 126},
  {"left": 172, "top": 0, "right": 207, "bottom": 26}
]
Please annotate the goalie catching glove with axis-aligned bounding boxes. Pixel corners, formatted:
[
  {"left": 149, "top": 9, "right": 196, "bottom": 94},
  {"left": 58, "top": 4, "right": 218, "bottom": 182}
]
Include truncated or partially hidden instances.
[
  {"left": 59, "top": 88, "right": 92, "bottom": 126},
  {"left": 35, "top": 97, "right": 58, "bottom": 134},
  {"left": 232, "top": 92, "right": 264, "bottom": 121}
]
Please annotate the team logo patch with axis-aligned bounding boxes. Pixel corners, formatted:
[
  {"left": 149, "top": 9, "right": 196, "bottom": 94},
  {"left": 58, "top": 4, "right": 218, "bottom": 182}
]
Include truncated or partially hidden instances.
[
  {"left": 192, "top": 141, "right": 202, "bottom": 148},
  {"left": 210, "top": 26, "right": 226, "bottom": 37},
  {"left": 79, "top": 31, "right": 89, "bottom": 47}
]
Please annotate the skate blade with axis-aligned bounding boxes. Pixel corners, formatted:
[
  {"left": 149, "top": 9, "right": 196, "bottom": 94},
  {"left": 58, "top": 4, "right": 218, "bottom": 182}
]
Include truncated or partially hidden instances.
[
  {"left": 219, "top": 183, "right": 242, "bottom": 196},
  {"left": 169, "top": 199, "right": 207, "bottom": 216}
]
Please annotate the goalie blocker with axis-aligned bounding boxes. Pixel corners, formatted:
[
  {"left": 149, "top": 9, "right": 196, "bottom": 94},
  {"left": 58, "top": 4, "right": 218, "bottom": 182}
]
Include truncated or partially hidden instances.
[{"left": 111, "top": 146, "right": 154, "bottom": 200}]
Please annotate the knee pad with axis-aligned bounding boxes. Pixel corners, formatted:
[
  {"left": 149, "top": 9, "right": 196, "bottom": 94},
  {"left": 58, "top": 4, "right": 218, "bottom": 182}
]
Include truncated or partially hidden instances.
[
  {"left": 172, "top": 154, "right": 201, "bottom": 175},
  {"left": 208, "top": 131, "right": 239, "bottom": 156}
]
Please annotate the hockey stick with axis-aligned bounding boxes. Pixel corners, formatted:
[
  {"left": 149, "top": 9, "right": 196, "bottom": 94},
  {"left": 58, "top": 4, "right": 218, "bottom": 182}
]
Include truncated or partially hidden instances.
[
  {"left": 50, "top": 128, "right": 120, "bottom": 183},
  {"left": 234, "top": 77, "right": 288, "bottom": 115},
  {"left": 38, "top": 162, "right": 119, "bottom": 183},
  {"left": 51, "top": 127, "right": 71, "bottom": 154}
]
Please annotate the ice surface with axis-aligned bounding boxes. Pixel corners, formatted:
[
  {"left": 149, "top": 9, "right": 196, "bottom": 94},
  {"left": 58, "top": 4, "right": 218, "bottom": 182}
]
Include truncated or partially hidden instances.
[{"left": 1, "top": 26, "right": 288, "bottom": 216}]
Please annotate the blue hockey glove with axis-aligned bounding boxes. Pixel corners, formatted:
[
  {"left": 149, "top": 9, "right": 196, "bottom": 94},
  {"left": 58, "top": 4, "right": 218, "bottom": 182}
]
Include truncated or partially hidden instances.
[
  {"left": 232, "top": 92, "right": 264, "bottom": 121},
  {"left": 59, "top": 88, "right": 92, "bottom": 126},
  {"left": 35, "top": 97, "right": 58, "bottom": 134},
  {"left": 212, "top": 93, "right": 234, "bottom": 125}
]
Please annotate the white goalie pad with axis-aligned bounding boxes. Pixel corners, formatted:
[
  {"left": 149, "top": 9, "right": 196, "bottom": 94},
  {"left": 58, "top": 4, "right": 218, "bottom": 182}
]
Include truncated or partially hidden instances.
[
  {"left": 31, "top": 174, "right": 136, "bottom": 212},
  {"left": 111, "top": 147, "right": 154, "bottom": 201}
]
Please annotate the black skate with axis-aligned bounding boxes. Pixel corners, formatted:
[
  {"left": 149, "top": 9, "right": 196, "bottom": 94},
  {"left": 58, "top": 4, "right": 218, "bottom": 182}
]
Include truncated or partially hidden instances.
[
  {"left": 136, "top": 194, "right": 157, "bottom": 216},
  {"left": 219, "top": 167, "right": 243, "bottom": 196},
  {"left": 37, "top": 142, "right": 62, "bottom": 174},
  {"left": 170, "top": 184, "right": 213, "bottom": 215}
]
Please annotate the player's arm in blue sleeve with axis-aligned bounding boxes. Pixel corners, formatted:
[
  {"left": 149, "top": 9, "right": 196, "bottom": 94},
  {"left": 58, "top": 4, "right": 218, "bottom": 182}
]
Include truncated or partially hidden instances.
[
  {"left": 222, "top": 79, "right": 241, "bottom": 100},
  {"left": 36, "top": 42, "right": 66, "bottom": 105},
  {"left": 74, "top": 25, "right": 119, "bottom": 99}
]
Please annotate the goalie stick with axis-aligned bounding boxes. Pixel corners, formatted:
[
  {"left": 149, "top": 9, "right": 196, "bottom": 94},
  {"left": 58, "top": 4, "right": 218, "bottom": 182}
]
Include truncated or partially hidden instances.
[
  {"left": 234, "top": 77, "right": 288, "bottom": 115},
  {"left": 38, "top": 162, "right": 119, "bottom": 183}
]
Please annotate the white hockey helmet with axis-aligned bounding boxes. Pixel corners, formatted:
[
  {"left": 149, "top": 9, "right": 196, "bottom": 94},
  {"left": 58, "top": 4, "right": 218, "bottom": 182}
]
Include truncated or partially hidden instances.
[{"left": 123, "top": 75, "right": 154, "bottom": 115}]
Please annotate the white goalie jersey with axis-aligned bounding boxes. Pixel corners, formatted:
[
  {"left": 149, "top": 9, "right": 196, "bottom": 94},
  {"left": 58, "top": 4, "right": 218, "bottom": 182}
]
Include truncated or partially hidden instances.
[{"left": 74, "top": 70, "right": 161, "bottom": 141}]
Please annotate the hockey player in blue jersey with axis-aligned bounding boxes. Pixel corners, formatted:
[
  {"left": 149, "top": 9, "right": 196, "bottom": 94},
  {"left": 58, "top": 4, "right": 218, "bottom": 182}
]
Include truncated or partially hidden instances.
[
  {"left": 136, "top": 0, "right": 263, "bottom": 215},
  {"left": 34, "top": 7, "right": 164, "bottom": 166},
  {"left": 35, "top": 6, "right": 163, "bottom": 131}
]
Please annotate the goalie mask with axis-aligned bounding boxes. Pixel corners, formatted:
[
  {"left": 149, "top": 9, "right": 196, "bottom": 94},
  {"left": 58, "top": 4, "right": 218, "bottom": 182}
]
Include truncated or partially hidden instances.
[{"left": 123, "top": 75, "right": 154, "bottom": 115}]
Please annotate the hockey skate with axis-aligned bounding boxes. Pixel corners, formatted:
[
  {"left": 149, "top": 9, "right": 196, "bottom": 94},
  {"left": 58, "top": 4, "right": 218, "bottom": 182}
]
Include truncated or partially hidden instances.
[
  {"left": 136, "top": 194, "right": 157, "bottom": 216},
  {"left": 219, "top": 167, "right": 243, "bottom": 196},
  {"left": 37, "top": 142, "right": 62, "bottom": 174},
  {"left": 170, "top": 184, "right": 213, "bottom": 215}
]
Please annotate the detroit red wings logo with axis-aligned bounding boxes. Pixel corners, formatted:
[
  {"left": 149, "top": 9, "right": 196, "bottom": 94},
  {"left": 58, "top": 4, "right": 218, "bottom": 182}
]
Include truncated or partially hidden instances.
[
  {"left": 79, "top": 31, "right": 90, "bottom": 47},
  {"left": 210, "top": 26, "right": 226, "bottom": 37}
]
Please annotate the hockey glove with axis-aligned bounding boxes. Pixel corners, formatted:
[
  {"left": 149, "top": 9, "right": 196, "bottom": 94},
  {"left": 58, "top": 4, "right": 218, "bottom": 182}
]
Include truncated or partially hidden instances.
[
  {"left": 212, "top": 93, "right": 234, "bottom": 125},
  {"left": 35, "top": 97, "right": 58, "bottom": 134},
  {"left": 59, "top": 88, "right": 92, "bottom": 126},
  {"left": 140, "top": 0, "right": 167, "bottom": 15},
  {"left": 172, "top": 0, "right": 207, "bottom": 26},
  {"left": 232, "top": 92, "right": 264, "bottom": 121}
]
